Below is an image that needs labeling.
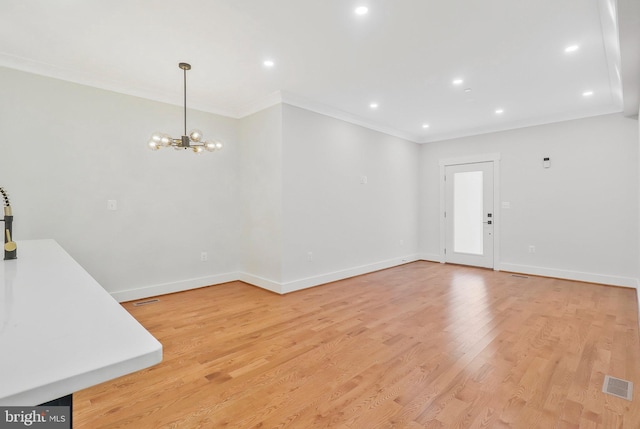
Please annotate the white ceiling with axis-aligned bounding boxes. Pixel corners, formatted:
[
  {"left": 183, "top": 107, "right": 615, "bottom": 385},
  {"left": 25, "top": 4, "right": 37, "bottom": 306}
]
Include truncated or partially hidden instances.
[{"left": 0, "top": 0, "right": 638, "bottom": 143}]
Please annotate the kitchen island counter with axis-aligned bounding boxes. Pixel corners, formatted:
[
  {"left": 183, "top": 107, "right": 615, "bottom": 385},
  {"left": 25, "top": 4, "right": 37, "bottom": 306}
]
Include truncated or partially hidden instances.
[{"left": 0, "top": 239, "right": 162, "bottom": 406}]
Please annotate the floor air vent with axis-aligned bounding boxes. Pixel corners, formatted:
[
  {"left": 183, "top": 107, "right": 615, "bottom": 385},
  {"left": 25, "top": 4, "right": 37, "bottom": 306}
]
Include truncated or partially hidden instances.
[
  {"left": 602, "top": 375, "right": 633, "bottom": 401},
  {"left": 133, "top": 298, "right": 160, "bottom": 307},
  {"left": 511, "top": 274, "right": 529, "bottom": 279}
]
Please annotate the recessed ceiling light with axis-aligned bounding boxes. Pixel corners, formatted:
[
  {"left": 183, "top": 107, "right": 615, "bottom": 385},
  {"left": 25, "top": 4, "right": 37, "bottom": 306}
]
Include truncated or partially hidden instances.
[
  {"left": 263, "top": 60, "right": 275, "bottom": 68},
  {"left": 369, "top": 102, "right": 378, "bottom": 109},
  {"left": 452, "top": 78, "right": 464, "bottom": 85},
  {"left": 422, "top": 124, "right": 430, "bottom": 129},
  {"left": 565, "top": 45, "right": 580, "bottom": 53},
  {"left": 582, "top": 90, "right": 594, "bottom": 97},
  {"left": 355, "top": 6, "right": 369, "bottom": 15},
  {"left": 495, "top": 109, "right": 504, "bottom": 114}
]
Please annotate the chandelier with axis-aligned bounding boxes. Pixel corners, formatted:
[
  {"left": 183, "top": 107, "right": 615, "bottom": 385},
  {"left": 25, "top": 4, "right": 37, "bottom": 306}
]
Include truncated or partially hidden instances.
[{"left": 147, "top": 62, "right": 223, "bottom": 153}]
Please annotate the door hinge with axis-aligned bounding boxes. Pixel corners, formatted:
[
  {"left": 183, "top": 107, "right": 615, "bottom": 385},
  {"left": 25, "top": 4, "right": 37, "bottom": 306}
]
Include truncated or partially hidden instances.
[
  {"left": 444, "top": 248, "right": 447, "bottom": 254},
  {"left": 444, "top": 211, "right": 447, "bottom": 218}
]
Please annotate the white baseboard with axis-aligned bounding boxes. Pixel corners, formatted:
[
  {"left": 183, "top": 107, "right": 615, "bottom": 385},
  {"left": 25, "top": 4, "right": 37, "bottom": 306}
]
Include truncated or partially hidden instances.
[
  {"left": 279, "top": 254, "right": 420, "bottom": 294},
  {"left": 237, "top": 272, "right": 283, "bottom": 294},
  {"left": 111, "top": 259, "right": 638, "bottom": 303},
  {"left": 499, "top": 262, "right": 637, "bottom": 289},
  {"left": 419, "top": 252, "right": 442, "bottom": 263},
  {"left": 110, "top": 272, "right": 238, "bottom": 303},
  {"left": 110, "top": 255, "right": 421, "bottom": 301}
]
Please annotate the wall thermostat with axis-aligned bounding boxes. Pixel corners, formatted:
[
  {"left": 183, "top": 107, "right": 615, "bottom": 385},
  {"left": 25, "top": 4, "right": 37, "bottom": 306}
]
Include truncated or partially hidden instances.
[{"left": 543, "top": 157, "right": 550, "bottom": 168}]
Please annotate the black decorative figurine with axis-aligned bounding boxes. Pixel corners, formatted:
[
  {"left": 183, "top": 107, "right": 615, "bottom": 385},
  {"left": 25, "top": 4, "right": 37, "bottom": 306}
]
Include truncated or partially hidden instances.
[{"left": 1, "top": 187, "right": 16, "bottom": 260}]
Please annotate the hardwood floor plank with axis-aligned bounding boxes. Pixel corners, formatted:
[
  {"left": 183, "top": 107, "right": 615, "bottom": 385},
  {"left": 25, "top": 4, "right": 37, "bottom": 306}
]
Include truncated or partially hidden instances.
[{"left": 74, "top": 262, "right": 640, "bottom": 428}]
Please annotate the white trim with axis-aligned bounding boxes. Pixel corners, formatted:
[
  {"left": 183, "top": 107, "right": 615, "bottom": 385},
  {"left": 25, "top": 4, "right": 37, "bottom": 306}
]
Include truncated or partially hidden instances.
[
  {"left": 110, "top": 256, "right": 421, "bottom": 301},
  {"left": 417, "top": 107, "right": 622, "bottom": 144},
  {"left": 500, "top": 263, "right": 637, "bottom": 288},
  {"left": 438, "top": 153, "right": 502, "bottom": 167},
  {"left": 237, "top": 272, "right": 283, "bottom": 294},
  {"left": 110, "top": 272, "right": 238, "bottom": 303},
  {"left": 110, "top": 258, "right": 637, "bottom": 303},
  {"left": 439, "top": 163, "right": 447, "bottom": 264},
  {"left": 596, "top": 0, "right": 624, "bottom": 111},
  {"left": 280, "top": 91, "right": 420, "bottom": 142},
  {"left": 235, "top": 90, "right": 284, "bottom": 118},
  {"left": 419, "top": 252, "right": 442, "bottom": 263},
  {"left": 0, "top": 59, "right": 627, "bottom": 143},
  {"left": 227, "top": 90, "right": 422, "bottom": 142},
  {"left": 438, "top": 154, "right": 501, "bottom": 270},
  {"left": 0, "top": 55, "right": 239, "bottom": 119},
  {"left": 279, "top": 254, "right": 420, "bottom": 294}
]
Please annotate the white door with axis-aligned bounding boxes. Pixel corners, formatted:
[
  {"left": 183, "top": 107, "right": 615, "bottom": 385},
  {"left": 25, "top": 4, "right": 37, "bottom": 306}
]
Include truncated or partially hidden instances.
[{"left": 444, "top": 162, "right": 494, "bottom": 268}]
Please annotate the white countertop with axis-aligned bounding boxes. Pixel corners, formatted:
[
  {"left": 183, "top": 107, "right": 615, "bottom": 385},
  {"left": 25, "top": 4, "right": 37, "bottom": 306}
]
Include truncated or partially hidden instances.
[{"left": 0, "top": 239, "right": 162, "bottom": 405}]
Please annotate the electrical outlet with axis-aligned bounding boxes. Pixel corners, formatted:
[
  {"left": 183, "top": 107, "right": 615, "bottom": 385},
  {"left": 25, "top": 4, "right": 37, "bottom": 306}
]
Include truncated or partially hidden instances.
[
  {"left": 200, "top": 252, "right": 208, "bottom": 261},
  {"left": 528, "top": 245, "right": 535, "bottom": 254},
  {"left": 307, "top": 251, "right": 313, "bottom": 261}
]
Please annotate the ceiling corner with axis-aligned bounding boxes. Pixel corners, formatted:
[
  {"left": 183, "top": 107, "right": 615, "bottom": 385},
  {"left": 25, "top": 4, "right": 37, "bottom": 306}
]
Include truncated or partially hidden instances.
[{"left": 235, "top": 91, "right": 284, "bottom": 119}]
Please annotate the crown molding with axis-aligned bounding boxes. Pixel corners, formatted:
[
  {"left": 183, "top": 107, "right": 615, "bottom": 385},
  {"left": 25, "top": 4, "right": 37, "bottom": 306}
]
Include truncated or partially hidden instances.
[
  {"left": 278, "top": 91, "right": 420, "bottom": 142},
  {"left": 617, "top": 0, "right": 640, "bottom": 116},
  {"left": 0, "top": 53, "right": 239, "bottom": 119},
  {"left": 2, "top": 54, "right": 628, "bottom": 145},
  {"left": 416, "top": 105, "right": 623, "bottom": 144},
  {"left": 233, "top": 90, "right": 284, "bottom": 119}
]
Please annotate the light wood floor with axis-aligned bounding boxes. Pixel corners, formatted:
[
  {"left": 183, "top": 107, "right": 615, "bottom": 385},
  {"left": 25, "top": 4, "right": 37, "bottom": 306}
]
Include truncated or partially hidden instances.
[{"left": 74, "top": 262, "right": 640, "bottom": 428}]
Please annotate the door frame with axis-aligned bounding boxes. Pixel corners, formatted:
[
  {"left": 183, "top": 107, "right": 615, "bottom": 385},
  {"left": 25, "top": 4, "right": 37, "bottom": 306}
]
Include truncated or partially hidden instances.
[{"left": 438, "top": 153, "right": 501, "bottom": 270}]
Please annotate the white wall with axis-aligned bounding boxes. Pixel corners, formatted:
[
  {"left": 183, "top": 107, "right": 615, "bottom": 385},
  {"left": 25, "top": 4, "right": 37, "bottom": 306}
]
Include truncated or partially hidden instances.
[
  {"left": 419, "top": 114, "right": 639, "bottom": 287},
  {"left": 0, "top": 67, "right": 421, "bottom": 299},
  {"left": 0, "top": 67, "right": 241, "bottom": 300},
  {"left": 237, "top": 105, "right": 284, "bottom": 291},
  {"left": 281, "top": 105, "right": 420, "bottom": 292},
  {"left": 2, "top": 67, "right": 638, "bottom": 301}
]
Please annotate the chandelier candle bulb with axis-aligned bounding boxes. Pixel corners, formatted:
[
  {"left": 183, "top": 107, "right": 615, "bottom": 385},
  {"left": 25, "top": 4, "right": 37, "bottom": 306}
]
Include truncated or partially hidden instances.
[
  {"left": 147, "top": 62, "right": 224, "bottom": 154},
  {"left": 189, "top": 129, "right": 203, "bottom": 142}
]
